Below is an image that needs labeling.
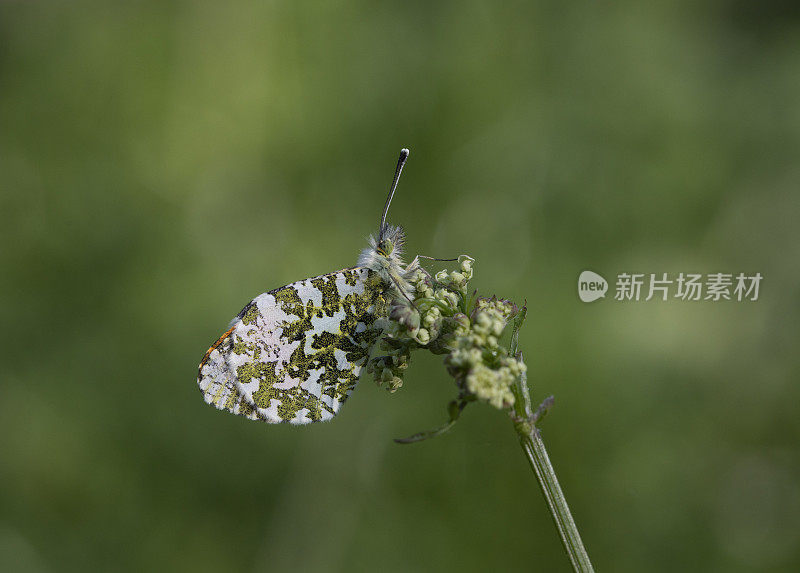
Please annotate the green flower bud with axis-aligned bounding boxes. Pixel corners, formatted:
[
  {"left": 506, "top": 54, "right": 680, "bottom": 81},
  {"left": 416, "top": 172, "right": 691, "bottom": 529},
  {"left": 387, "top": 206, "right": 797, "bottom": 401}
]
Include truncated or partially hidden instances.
[
  {"left": 452, "top": 313, "right": 470, "bottom": 336},
  {"left": 435, "top": 289, "right": 459, "bottom": 309},
  {"left": 390, "top": 303, "right": 421, "bottom": 333},
  {"left": 465, "top": 363, "right": 515, "bottom": 409},
  {"left": 386, "top": 376, "right": 404, "bottom": 392}
]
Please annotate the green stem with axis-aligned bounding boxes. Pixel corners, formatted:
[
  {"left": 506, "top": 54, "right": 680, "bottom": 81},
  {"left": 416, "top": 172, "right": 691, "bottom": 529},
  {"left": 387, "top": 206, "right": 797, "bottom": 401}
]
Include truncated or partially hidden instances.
[
  {"left": 512, "top": 368, "right": 594, "bottom": 572},
  {"left": 509, "top": 308, "right": 594, "bottom": 572},
  {"left": 514, "top": 418, "right": 594, "bottom": 572}
]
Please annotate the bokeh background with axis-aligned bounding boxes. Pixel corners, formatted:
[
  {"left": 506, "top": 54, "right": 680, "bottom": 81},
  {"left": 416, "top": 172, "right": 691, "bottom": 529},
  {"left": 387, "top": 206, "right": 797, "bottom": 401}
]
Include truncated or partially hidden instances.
[{"left": 2, "top": 1, "right": 799, "bottom": 571}]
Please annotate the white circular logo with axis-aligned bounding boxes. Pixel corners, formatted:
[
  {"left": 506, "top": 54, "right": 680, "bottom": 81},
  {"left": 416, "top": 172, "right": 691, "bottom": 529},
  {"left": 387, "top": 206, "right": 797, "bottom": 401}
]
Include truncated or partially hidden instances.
[{"left": 578, "top": 271, "right": 608, "bottom": 302}]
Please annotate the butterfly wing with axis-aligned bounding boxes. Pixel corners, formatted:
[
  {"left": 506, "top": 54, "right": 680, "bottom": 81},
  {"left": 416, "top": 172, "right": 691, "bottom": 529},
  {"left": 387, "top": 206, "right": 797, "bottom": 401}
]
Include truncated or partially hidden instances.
[{"left": 197, "top": 267, "right": 388, "bottom": 424}]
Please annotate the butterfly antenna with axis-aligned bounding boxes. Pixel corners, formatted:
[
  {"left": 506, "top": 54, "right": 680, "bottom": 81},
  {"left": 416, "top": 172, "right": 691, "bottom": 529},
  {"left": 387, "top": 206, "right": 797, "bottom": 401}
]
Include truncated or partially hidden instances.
[
  {"left": 418, "top": 255, "right": 459, "bottom": 262},
  {"left": 378, "top": 148, "right": 410, "bottom": 241}
]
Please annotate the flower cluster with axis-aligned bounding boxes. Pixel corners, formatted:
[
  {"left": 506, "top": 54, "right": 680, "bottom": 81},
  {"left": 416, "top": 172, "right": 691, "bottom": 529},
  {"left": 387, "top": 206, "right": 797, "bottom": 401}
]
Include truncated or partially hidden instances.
[
  {"left": 444, "top": 296, "right": 524, "bottom": 408},
  {"left": 367, "top": 255, "right": 526, "bottom": 411}
]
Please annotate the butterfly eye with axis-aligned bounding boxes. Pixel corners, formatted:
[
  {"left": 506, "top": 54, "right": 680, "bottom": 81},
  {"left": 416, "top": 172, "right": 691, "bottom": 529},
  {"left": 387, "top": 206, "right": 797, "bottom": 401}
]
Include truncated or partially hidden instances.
[{"left": 378, "top": 238, "right": 394, "bottom": 256}]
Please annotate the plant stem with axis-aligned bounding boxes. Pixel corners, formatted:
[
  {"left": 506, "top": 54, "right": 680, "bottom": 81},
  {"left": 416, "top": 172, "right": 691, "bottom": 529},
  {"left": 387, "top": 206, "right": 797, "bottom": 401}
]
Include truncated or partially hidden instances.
[
  {"left": 508, "top": 309, "right": 593, "bottom": 571},
  {"left": 510, "top": 367, "right": 594, "bottom": 572},
  {"left": 515, "top": 419, "right": 594, "bottom": 572}
]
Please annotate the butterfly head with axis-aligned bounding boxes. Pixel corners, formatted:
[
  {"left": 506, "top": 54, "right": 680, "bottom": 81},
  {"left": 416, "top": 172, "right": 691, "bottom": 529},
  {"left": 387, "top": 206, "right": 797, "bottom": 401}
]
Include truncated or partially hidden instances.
[
  {"left": 358, "top": 224, "right": 408, "bottom": 274},
  {"left": 357, "top": 148, "right": 419, "bottom": 301},
  {"left": 377, "top": 223, "right": 405, "bottom": 257}
]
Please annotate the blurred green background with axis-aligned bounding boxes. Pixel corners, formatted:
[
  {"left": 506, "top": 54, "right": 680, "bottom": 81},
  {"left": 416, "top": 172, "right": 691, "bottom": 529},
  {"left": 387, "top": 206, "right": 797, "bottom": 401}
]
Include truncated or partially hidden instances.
[{"left": 2, "top": 1, "right": 799, "bottom": 571}]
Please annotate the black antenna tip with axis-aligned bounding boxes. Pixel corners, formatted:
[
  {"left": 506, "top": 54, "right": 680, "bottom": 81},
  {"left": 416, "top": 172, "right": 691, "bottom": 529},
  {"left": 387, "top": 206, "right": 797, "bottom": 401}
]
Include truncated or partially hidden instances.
[{"left": 378, "top": 148, "right": 411, "bottom": 236}]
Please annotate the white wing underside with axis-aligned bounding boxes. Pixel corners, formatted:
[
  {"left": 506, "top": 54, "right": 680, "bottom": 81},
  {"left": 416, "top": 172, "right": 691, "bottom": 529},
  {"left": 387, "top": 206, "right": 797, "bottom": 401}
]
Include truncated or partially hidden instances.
[{"left": 197, "top": 267, "right": 386, "bottom": 424}]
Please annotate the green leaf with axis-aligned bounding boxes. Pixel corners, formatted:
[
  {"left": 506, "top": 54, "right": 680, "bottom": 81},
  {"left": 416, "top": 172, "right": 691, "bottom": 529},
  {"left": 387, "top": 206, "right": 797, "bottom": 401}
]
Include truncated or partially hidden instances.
[
  {"left": 394, "top": 400, "right": 467, "bottom": 444},
  {"left": 509, "top": 303, "right": 527, "bottom": 357}
]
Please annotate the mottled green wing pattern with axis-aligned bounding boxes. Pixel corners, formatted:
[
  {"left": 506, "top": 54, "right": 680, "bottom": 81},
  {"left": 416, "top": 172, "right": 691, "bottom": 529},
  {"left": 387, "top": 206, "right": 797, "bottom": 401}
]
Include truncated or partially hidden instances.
[{"left": 197, "top": 267, "right": 389, "bottom": 424}]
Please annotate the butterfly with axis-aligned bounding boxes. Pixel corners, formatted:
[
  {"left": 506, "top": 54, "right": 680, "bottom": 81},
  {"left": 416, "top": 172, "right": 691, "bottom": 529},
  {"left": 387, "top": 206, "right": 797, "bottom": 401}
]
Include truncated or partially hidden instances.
[{"left": 197, "top": 149, "right": 420, "bottom": 424}]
